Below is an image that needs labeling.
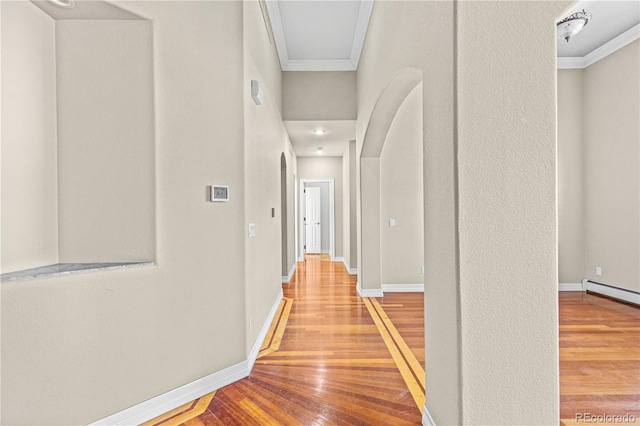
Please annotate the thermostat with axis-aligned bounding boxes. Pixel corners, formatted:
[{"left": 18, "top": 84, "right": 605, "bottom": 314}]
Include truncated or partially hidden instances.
[{"left": 210, "top": 185, "right": 229, "bottom": 202}]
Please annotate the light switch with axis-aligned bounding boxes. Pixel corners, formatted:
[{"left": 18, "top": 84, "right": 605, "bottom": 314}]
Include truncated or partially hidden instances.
[
  {"left": 596, "top": 267, "right": 602, "bottom": 276},
  {"left": 389, "top": 218, "right": 395, "bottom": 227},
  {"left": 248, "top": 223, "right": 256, "bottom": 238}
]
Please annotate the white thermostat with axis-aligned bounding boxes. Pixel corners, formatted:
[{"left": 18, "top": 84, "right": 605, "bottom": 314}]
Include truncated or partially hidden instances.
[{"left": 210, "top": 185, "right": 229, "bottom": 202}]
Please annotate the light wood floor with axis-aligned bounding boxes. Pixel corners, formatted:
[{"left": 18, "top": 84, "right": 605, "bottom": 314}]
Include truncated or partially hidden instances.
[
  {"left": 145, "top": 263, "right": 639, "bottom": 425},
  {"left": 559, "top": 291, "right": 640, "bottom": 426}
]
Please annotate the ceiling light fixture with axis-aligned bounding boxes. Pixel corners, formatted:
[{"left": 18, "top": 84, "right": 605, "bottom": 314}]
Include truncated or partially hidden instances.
[
  {"left": 316, "top": 147, "right": 324, "bottom": 155},
  {"left": 48, "top": 0, "right": 75, "bottom": 8},
  {"left": 313, "top": 129, "right": 325, "bottom": 135},
  {"left": 557, "top": 9, "right": 592, "bottom": 43}
]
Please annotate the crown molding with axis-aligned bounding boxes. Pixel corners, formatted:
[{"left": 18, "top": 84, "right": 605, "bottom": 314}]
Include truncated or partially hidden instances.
[
  {"left": 349, "top": 0, "right": 374, "bottom": 69},
  {"left": 558, "top": 23, "right": 640, "bottom": 69},
  {"left": 265, "top": 0, "right": 371, "bottom": 72}
]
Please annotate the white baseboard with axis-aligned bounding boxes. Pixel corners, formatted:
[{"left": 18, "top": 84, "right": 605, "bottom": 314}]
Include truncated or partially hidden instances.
[
  {"left": 91, "top": 289, "right": 284, "bottom": 425},
  {"left": 247, "top": 288, "right": 284, "bottom": 370},
  {"left": 335, "top": 257, "right": 357, "bottom": 275},
  {"left": 422, "top": 403, "right": 437, "bottom": 426},
  {"left": 382, "top": 284, "right": 424, "bottom": 292},
  {"left": 281, "top": 264, "right": 296, "bottom": 283},
  {"left": 558, "top": 282, "right": 584, "bottom": 292},
  {"left": 585, "top": 280, "right": 640, "bottom": 306},
  {"left": 356, "top": 283, "right": 384, "bottom": 298}
]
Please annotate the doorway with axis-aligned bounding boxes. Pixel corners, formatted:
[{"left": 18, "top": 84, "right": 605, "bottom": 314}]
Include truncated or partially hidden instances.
[{"left": 298, "top": 179, "right": 335, "bottom": 261}]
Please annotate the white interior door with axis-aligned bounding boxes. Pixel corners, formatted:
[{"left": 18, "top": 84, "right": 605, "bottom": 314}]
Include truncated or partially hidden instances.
[{"left": 304, "top": 186, "right": 321, "bottom": 253}]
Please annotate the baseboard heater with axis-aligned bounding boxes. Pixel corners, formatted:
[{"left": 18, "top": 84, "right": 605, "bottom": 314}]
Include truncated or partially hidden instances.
[{"left": 584, "top": 280, "right": 640, "bottom": 306}]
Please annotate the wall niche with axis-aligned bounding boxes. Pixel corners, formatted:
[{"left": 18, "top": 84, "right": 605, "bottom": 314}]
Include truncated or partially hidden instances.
[{"left": 1, "top": 0, "right": 155, "bottom": 282}]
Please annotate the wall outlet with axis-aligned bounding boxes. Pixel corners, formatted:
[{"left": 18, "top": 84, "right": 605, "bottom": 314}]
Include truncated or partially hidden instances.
[
  {"left": 389, "top": 218, "right": 395, "bottom": 227},
  {"left": 421, "top": 266, "right": 425, "bottom": 275},
  {"left": 596, "top": 267, "right": 602, "bottom": 276}
]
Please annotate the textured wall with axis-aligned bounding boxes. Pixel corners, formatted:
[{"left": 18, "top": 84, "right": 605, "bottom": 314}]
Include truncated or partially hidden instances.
[
  {"left": 359, "top": 1, "right": 570, "bottom": 423},
  {"left": 558, "top": 69, "right": 585, "bottom": 284},
  {"left": 456, "top": 2, "right": 567, "bottom": 423},
  {"left": 1, "top": 1, "right": 58, "bottom": 273},
  {"left": 583, "top": 40, "right": 640, "bottom": 292},
  {"left": 1, "top": 2, "right": 247, "bottom": 424}
]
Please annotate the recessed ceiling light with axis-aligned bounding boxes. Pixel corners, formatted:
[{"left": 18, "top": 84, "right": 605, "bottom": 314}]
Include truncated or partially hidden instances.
[
  {"left": 48, "top": 0, "right": 75, "bottom": 8},
  {"left": 313, "top": 129, "right": 325, "bottom": 135}
]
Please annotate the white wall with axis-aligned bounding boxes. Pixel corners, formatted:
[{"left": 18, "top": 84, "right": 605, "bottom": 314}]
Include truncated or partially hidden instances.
[
  {"left": 2, "top": 2, "right": 247, "bottom": 424},
  {"left": 558, "top": 69, "right": 585, "bottom": 284},
  {"left": 297, "top": 156, "right": 343, "bottom": 258},
  {"left": 358, "top": 1, "right": 570, "bottom": 424},
  {"left": 243, "top": 0, "right": 296, "bottom": 350},
  {"left": 380, "top": 84, "right": 424, "bottom": 285},
  {"left": 583, "top": 40, "right": 639, "bottom": 293},
  {"left": 1, "top": 1, "right": 58, "bottom": 273},
  {"left": 56, "top": 20, "right": 155, "bottom": 263}
]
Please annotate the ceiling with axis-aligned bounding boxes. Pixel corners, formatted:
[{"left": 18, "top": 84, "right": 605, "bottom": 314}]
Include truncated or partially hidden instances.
[
  {"left": 265, "top": 0, "right": 373, "bottom": 71},
  {"left": 285, "top": 121, "right": 355, "bottom": 157},
  {"left": 557, "top": 1, "right": 640, "bottom": 57}
]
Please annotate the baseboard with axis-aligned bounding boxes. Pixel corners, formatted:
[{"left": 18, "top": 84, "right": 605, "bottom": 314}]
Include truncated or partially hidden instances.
[
  {"left": 422, "top": 403, "right": 437, "bottom": 426},
  {"left": 382, "top": 284, "right": 424, "bottom": 292},
  {"left": 281, "top": 264, "right": 296, "bottom": 283},
  {"left": 356, "top": 283, "right": 384, "bottom": 298},
  {"left": 558, "top": 282, "right": 584, "bottom": 292},
  {"left": 334, "top": 257, "right": 357, "bottom": 276},
  {"left": 247, "top": 288, "right": 284, "bottom": 370},
  {"left": 585, "top": 280, "right": 640, "bottom": 306},
  {"left": 91, "top": 289, "right": 284, "bottom": 425},
  {"left": 90, "top": 361, "right": 249, "bottom": 425}
]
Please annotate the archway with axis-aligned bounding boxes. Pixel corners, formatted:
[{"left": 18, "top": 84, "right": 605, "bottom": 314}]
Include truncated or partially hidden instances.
[{"left": 358, "top": 68, "right": 423, "bottom": 296}]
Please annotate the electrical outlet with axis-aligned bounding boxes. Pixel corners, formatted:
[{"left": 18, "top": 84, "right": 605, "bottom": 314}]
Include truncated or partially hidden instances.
[
  {"left": 596, "top": 267, "right": 602, "bottom": 276},
  {"left": 421, "top": 266, "right": 425, "bottom": 275}
]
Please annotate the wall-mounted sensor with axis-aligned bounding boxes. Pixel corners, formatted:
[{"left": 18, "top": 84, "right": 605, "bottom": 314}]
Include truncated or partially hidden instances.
[
  {"left": 210, "top": 185, "right": 229, "bottom": 202},
  {"left": 251, "top": 80, "right": 264, "bottom": 105}
]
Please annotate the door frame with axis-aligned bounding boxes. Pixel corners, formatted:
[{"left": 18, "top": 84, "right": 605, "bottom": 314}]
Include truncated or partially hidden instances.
[{"left": 298, "top": 178, "right": 335, "bottom": 261}]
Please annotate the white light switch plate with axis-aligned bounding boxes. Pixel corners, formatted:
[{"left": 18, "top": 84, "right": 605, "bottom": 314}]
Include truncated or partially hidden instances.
[
  {"left": 248, "top": 223, "right": 256, "bottom": 238},
  {"left": 389, "top": 218, "right": 395, "bottom": 227}
]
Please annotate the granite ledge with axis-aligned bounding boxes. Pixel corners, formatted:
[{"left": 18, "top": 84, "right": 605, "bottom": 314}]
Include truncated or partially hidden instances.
[{"left": 1, "top": 262, "right": 155, "bottom": 282}]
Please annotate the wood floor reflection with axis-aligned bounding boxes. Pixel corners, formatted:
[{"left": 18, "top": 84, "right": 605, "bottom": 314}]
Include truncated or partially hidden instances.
[{"left": 145, "top": 261, "right": 639, "bottom": 426}]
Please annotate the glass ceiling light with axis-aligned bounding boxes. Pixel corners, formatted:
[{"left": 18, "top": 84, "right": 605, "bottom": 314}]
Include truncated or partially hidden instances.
[
  {"left": 313, "top": 129, "right": 325, "bottom": 135},
  {"left": 316, "top": 147, "right": 324, "bottom": 155},
  {"left": 48, "top": 0, "right": 75, "bottom": 7},
  {"left": 557, "top": 9, "right": 592, "bottom": 43}
]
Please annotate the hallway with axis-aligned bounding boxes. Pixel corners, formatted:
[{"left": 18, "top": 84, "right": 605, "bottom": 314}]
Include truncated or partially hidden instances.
[
  {"left": 144, "top": 261, "right": 640, "bottom": 426},
  {"left": 146, "top": 259, "right": 425, "bottom": 425}
]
